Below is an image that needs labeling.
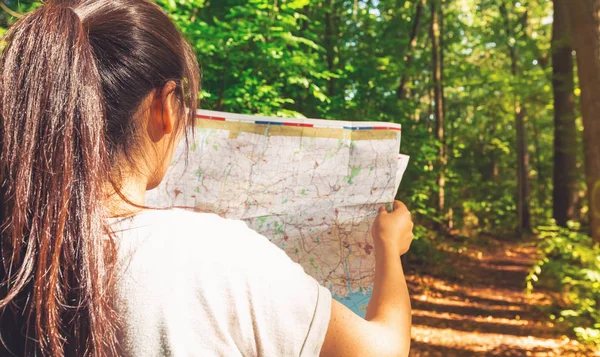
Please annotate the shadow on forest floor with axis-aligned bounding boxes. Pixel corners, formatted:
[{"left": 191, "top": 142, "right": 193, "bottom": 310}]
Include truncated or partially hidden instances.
[{"left": 405, "top": 235, "right": 598, "bottom": 357}]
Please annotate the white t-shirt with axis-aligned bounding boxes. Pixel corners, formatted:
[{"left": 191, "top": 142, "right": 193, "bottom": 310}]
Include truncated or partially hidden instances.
[{"left": 110, "top": 209, "right": 332, "bottom": 357}]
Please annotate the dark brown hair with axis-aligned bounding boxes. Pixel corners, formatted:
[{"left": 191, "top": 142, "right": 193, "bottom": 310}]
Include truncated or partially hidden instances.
[{"left": 0, "top": 0, "right": 199, "bottom": 355}]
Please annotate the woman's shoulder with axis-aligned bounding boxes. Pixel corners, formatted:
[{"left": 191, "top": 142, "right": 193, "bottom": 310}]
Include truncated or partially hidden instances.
[
  {"left": 126, "top": 208, "right": 249, "bottom": 236},
  {"left": 137, "top": 208, "right": 228, "bottom": 225},
  {"left": 114, "top": 208, "right": 275, "bottom": 261}
]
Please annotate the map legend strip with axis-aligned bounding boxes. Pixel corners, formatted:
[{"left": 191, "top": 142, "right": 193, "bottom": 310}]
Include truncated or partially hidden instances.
[{"left": 195, "top": 109, "right": 402, "bottom": 132}]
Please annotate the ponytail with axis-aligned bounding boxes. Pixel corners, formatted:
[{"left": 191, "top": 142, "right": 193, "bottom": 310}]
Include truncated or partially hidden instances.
[{"left": 0, "top": 3, "right": 118, "bottom": 356}]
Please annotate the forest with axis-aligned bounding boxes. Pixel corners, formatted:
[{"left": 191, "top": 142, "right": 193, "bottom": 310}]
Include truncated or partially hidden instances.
[{"left": 1, "top": 0, "right": 600, "bottom": 355}]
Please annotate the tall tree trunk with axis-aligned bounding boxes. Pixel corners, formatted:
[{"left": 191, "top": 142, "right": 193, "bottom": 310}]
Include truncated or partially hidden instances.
[
  {"left": 397, "top": 0, "right": 425, "bottom": 99},
  {"left": 324, "top": 0, "right": 337, "bottom": 97},
  {"left": 530, "top": 118, "right": 546, "bottom": 207},
  {"left": 441, "top": 0, "right": 451, "bottom": 227},
  {"left": 296, "top": 4, "right": 311, "bottom": 114},
  {"left": 489, "top": 124, "right": 499, "bottom": 180},
  {"left": 516, "top": 105, "right": 531, "bottom": 234},
  {"left": 501, "top": 2, "right": 531, "bottom": 235},
  {"left": 431, "top": 0, "right": 445, "bottom": 216},
  {"left": 552, "top": 0, "right": 579, "bottom": 227},
  {"left": 568, "top": 0, "right": 600, "bottom": 242}
]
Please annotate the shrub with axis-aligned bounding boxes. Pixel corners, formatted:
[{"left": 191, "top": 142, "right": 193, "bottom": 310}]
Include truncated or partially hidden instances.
[{"left": 527, "top": 225, "right": 600, "bottom": 345}]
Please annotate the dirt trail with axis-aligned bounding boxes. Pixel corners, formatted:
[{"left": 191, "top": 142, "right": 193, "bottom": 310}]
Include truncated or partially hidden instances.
[{"left": 406, "top": 237, "right": 598, "bottom": 357}]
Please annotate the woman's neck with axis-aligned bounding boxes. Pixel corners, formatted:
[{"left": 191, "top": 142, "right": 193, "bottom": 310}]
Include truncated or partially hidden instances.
[{"left": 104, "top": 175, "right": 148, "bottom": 218}]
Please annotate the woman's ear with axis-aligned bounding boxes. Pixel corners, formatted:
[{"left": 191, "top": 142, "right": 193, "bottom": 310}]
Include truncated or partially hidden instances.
[
  {"left": 160, "top": 81, "right": 178, "bottom": 135},
  {"left": 148, "top": 81, "right": 178, "bottom": 142}
]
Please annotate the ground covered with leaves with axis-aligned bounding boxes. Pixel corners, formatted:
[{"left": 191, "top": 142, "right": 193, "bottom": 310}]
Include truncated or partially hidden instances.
[{"left": 406, "top": 236, "right": 598, "bottom": 357}]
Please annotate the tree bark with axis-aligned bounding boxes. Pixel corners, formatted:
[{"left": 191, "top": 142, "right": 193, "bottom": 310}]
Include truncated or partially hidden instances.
[
  {"left": 431, "top": 0, "right": 446, "bottom": 215},
  {"left": 397, "top": 0, "right": 425, "bottom": 99},
  {"left": 568, "top": 0, "right": 600, "bottom": 242},
  {"left": 500, "top": 1, "right": 531, "bottom": 235},
  {"left": 516, "top": 105, "right": 531, "bottom": 234},
  {"left": 324, "top": 0, "right": 337, "bottom": 97},
  {"left": 552, "top": 0, "right": 579, "bottom": 227},
  {"left": 530, "top": 118, "right": 546, "bottom": 207},
  {"left": 441, "top": 0, "right": 450, "bottom": 226}
]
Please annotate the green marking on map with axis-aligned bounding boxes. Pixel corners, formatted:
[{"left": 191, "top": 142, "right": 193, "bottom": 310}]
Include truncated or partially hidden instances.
[
  {"left": 310, "top": 257, "right": 318, "bottom": 271},
  {"left": 274, "top": 221, "right": 284, "bottom": 234},
  {"left": 275, "top": 222, "right": 284, "bottom": 234},
  {"left": 347, "top": 166, "right": 362, "bottom": 184},
  {"left": 256, "top": 216, "right": 268, "bottom": 230}
]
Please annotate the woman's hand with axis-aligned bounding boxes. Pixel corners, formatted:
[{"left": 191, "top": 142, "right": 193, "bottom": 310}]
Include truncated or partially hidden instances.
[
  {"left": 320, "top": 200, "right": 414, "bottom": 357},
  {"left": 372, "top": 200, "right": 414, "bottom": 256}
]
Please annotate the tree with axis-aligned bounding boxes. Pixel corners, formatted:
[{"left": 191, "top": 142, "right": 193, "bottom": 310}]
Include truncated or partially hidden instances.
[
  {"left": 397, "top": 0, "right": 426, "bottom": 100},
  {"left": 500, "top": 1, "right": 531, "bottom": 235},
  {"left": 568, "top": 0, "right": 600, "bottom": 242},
  {"left": 324, "top": 0, "right": 340, "bottom": 97},
  {"left": 431, "top": 0, "right": 446, "bottom": 216},
  {"left": 551, "top": 0, "right": 579, "bottom": 227}
]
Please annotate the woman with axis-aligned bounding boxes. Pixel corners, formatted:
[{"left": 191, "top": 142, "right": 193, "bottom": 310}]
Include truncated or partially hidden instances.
[{"left": 0, "top": 1, "right": 414, "bottom": 356}]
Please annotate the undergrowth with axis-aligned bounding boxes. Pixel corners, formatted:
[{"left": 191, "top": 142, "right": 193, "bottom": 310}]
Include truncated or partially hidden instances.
[{"left": 527, "top": 225, "right": 600, "bottom": 345}]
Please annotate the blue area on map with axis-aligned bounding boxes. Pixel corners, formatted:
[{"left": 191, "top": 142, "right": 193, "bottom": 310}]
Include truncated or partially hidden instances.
[{"left": 334, "top": 289, "right": 373, "bottom": 318}]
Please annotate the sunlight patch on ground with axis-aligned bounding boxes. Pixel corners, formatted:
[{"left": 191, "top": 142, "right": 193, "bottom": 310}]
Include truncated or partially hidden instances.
[
  {"left": 413, "top": 293, "right": 524, "bottom": 313},
  {"left": 412, "top": 308, "right": 532, "bottom": 327},
  {"left": 412, "top": 325, "right": 583, "bottom": 356},
  {"left": 408, "top": 274, "right": 551, "bottom": 308}
]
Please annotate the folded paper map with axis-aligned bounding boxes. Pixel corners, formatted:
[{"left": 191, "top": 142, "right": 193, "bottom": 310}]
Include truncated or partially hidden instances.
[{"left": 147, "top": 110, "right": 409, "bottom": 316}]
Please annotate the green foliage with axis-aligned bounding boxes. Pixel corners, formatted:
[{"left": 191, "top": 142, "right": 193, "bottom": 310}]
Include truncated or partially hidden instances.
[
  {"left": 0, "top": 0, "right": 568, "bottom": 235},
  {"left": 155, "top": 0, "right": 333, "bottom": 117},
  {"left": 527, "top": 225, "right": 600, "bottom": 345},
  {"left": 149, "top": 0, "right": 564, "bottom": 236}
]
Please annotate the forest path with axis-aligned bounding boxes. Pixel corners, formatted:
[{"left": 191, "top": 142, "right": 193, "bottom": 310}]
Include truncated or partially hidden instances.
[{"left": 406, "top": 236, "right": 597, "bottom": 357}]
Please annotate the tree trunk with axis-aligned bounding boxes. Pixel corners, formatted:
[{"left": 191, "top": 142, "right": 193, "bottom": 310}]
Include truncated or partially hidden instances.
[
  {"left": 324, "top": 0, "right": 337, "bottom": 97},
  {"left": 568, "top": 0, "right": 600, "bottom": 242},
  {"left": 431, "top": 0, "right": 445, "bottom": 215},
  {"left": 397, "top": 0, "right": 425, "bottom": 99},
  {"left": 441, "top": 0, "right": 450, "bottom": 227},
  {"left": 516, "top": 104, "right": 531, "bottom": 234},
  {"left": 501, "top": 2, "right": 531, "bottom": 235},
  {"left": 552, "top": 0, "right": 579, "bottom": 227},
  {"left": 530, "top": 118, "right": 546, "bottom": 208},
  {"left": 489, "top": 124, "right": 499, "bottom": 180}
]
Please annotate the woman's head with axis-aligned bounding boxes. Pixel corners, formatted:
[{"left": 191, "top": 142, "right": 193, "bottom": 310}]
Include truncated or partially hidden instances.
[
  {"left": 0, "top": 0, "right": 199, "bottom": 355},
  {"left": 80, "top": 0, "right": 199, "bottom": 188}
]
